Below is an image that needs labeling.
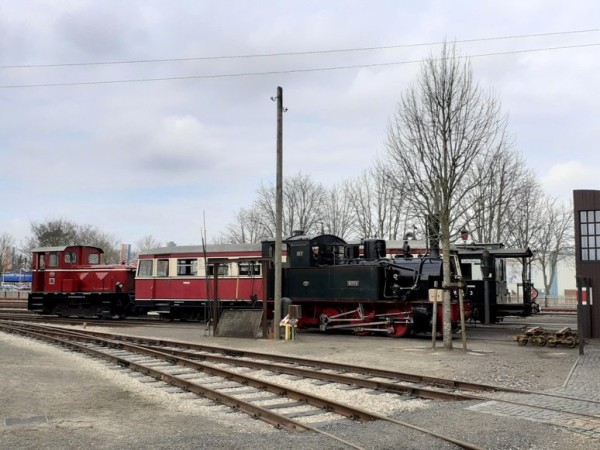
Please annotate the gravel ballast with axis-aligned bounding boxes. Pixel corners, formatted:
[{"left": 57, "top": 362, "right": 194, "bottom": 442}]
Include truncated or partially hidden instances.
[{"left": 1, "top": 318, "right": 597, "bottom": 449}]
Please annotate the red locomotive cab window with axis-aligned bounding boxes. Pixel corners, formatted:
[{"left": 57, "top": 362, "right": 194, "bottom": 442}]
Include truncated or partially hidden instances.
[
  {"left": 48, "top": 252, "right": 59, "bottom": 267},
  {"left": 88, "top": 253, "right": 100, "bottom": 265},
  {"left": 39, "top": 254, "right": 46, "bottom": 269},
  {"left": 65, "top": 252, "right": 77, "bottom": 264}
]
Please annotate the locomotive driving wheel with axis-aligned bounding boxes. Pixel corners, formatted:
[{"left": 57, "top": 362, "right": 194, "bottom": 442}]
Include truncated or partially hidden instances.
[
  {"left": 319, "top": 307, "right": 342, "bottom": 332},
  {"left": 350, "top": 307, "right": 373, "bottom": 336},
  {"left": 384, "top": 308, "right": 409, "bottom": 338}
]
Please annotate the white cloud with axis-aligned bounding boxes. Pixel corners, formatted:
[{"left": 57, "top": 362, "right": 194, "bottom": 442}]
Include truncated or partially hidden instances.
[
  {"left": 1, "top": 0, "right": 599, "bottom": 247},
  {"left": 540, "top": 161, "right": 600, "bottom": 200}
]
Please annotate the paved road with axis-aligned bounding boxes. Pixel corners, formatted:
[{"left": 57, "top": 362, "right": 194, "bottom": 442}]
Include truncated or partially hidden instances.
[{"left": 468, "top": 340, "right": 600, "bottom": 439}]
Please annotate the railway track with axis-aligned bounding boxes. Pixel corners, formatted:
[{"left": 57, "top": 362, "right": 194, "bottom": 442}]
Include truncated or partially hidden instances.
[
  {"left": 0, "top": 298, "right": 28, "bottom": 309},
  {"left": 0, "top": 320, "right": 486, "bottom": 449},
  {"left": 1, "top": 310, "right": 582, "bottom": 354},
  {"left": 0, "top": 311, "right": 169, "bottom": 327},
  {"left": 3, "top": 320, "right": 599, "bottom": 447}
]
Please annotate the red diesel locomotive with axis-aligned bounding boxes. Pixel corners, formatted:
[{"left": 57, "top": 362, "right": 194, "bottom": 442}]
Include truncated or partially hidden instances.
[{"left": 28, "top": 245, "right": 136, "bottom": 318}]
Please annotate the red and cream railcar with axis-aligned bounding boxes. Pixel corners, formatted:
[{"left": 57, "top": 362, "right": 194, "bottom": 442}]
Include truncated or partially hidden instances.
[
  {"left": 135, "top": 243, "right": 265, "bottom": 320},
  {"left": 28, "top": 245, "right": 136, "bottom": 318}
]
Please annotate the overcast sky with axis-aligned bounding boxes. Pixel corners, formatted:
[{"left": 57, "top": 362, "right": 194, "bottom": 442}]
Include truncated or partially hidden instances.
[{"left": 1, "top": 1, "right": 598, "bottom": 247}]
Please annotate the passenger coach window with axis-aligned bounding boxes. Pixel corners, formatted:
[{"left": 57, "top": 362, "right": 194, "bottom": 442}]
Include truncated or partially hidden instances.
[
  {"left": 137, "top": 260, "right": 153, "bottom": 277},
  {"left": 238, "top": 262, "right": 261, "bottom": 276},
  {"left": 157, "top": 259, "right": 169, "bottom": 277},
  {"left": 49, "top": 252, "right": 59, "bottom": 267},
  {"left": 206, "top": 264, "right": 230, "bottom": 277},
  {"left": 177, "top": 259, "right": 198, "bottom": 276}
]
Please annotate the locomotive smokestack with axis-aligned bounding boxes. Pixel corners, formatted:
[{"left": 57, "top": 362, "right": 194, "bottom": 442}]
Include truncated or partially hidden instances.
[{"left": 292, "top": 230, "right": 304, "bottom": 236}]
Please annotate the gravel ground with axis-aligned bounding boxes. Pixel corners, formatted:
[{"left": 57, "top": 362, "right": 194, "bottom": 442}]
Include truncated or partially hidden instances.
[{"left": 1, "top": 316, "right": 597, "bottom": 449}]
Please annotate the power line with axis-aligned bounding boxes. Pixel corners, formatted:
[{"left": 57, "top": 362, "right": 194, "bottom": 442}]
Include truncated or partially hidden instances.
[
  {"left": 0, "top": 28, "right": 598, "bottom": 70},
  {"left": 1, "top": 42, "right": 598, "bottom": 89}
]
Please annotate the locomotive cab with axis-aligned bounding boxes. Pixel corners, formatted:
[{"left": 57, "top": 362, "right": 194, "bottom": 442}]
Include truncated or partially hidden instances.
[
  {"left": 31, "top": 246, "right": 103, "bottom": 292},
  {"left": 284, "top": 233, "right": 347, "bottom": 268},
  {"left": 457, "top": 244, "right": 534, "bottom": 323}
]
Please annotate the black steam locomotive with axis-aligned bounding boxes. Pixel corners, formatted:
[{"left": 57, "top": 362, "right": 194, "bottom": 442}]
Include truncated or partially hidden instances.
[{"left": 262, "top": 233, "right": 466, "bottom": 337}]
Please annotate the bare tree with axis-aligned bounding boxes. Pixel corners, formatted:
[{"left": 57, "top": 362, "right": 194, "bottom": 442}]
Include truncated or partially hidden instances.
[
  {"left": 221, "top": 208, "right": 270, "bottom": 243},
  {"left": 462, "top": 144, "right": 528, "bottom": 244},
  {"left": 223, "top": 176, "right": 355, "bottom": 243},
  {"left": 252, "top": 183, "right": 277, "bottom": 237},
  {"left": 134, "top": 235, "right": 162, "bottom": 254},
  {"left": 534, "top": 198, "right": 574, "bottom": 305},
  {"left": 252, "top": 173, "right": 327, "bottom": 238},
  {"left": 0, "top": 232, "right": 15, "bottom": 272},
  {"left": 343, "top": 172, "right": 377, "bottom": 239},
  {"left": 285, "top": 173, "right": 327, "bottom": 235},
  {"left": 320, "top": 184, "right": 355, "bottom": 240},
  {"left": 384, "top": 42, "right": 508, "bottom": 349},
  {"left": 344, "top": 167, "right": 407, "bottom": 240},
  {"left": 503, "top": 171, "right": 545, "bottom": 284}
]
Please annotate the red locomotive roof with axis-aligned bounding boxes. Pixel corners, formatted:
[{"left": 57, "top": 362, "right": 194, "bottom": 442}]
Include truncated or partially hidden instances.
[{"left": 32, "top": 245, "right": 104, "bottom": 253}]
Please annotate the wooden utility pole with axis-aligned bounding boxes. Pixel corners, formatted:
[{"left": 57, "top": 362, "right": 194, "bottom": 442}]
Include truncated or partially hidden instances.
[{"left": 273, "top": 86, "right": 284, "bottom": 339}]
